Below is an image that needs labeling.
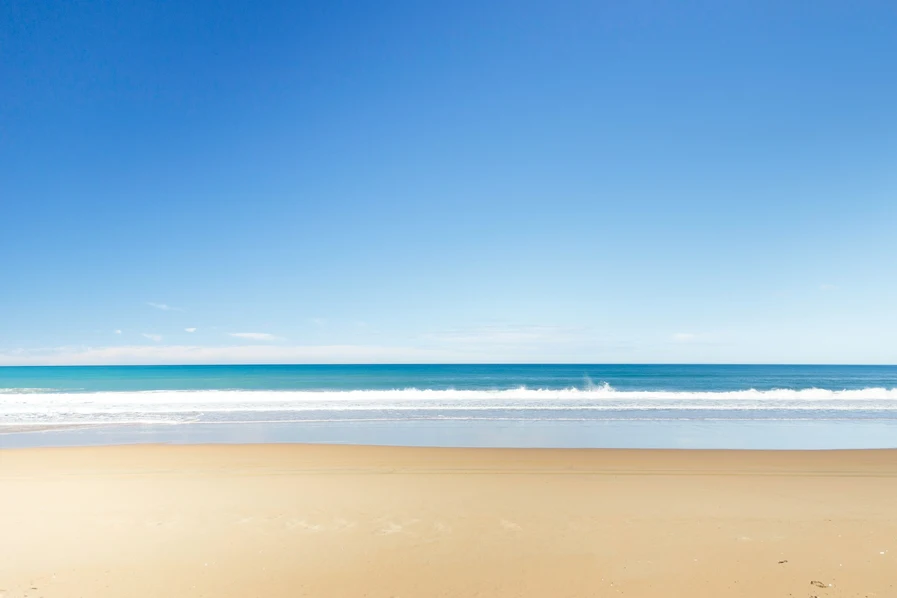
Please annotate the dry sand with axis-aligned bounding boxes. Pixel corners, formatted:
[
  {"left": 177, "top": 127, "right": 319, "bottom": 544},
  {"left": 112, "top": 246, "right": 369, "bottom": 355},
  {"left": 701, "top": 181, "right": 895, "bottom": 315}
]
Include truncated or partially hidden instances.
[{"left": 1, "top": 444, "right": 895, "bottom": 597}]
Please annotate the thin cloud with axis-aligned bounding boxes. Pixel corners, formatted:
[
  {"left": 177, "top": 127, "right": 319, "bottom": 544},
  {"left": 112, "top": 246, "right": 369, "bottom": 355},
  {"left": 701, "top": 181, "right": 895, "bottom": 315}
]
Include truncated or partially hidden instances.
[
  {"left": 672, "top": 333, "right": 696, "bottom": 342},
  {"left": 0, "top": 344, "right": 461, "bottom": 366},
  {"left": 114, "top": 329, "right": 122, "bottom": 335},
  {"left": 819, "top": 283, "right": 838, "bottom": 291},
  {"left": 310, "top": 318, "right": 327, "bottom": 327},
  {"left": 228, "top": 332, "right": 282, "bottom": 342},
  {"left": 425, "top": 325, "right": 580, "bottom": 345},
  {"left": 185, "top": 328, "right": 197, "bottom": 333},
  {"left": 147, "top": 302, "right": 183, "bottom": 311},
  {"left": 142, "top": 333, "right": 163, "bottom": 342}
]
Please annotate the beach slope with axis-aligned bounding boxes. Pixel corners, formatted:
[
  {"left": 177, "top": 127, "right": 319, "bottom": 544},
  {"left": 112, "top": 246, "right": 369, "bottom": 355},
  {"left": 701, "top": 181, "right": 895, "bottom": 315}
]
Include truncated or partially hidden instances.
[{"left": 1, "top": 444, "right": 895, "bottom": 597}]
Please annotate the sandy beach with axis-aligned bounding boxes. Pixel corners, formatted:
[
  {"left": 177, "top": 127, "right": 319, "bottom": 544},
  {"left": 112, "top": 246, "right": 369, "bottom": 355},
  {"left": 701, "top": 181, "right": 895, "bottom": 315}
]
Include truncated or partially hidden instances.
[{"left": 1, "top": 444, "right": 895, "bottom": 597}]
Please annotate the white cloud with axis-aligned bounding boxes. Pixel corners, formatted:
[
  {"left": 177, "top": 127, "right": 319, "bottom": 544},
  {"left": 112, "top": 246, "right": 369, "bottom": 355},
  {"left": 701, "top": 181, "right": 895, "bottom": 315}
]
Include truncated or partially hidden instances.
[
  {"left": 114, "top": 329, "right": 122, "bottom": 335},
  {"left": 0, "top": 344, "right": 463, "bottom": 366},
  {"left": 672, "top": 332, "right": 696, "bottom": 342},
  {"left": 147, "top": 302, "right": 182, "bottom": 311},
  {"left": 142, "top": 333, "right": 163, "bottom": 342},
  {"left": 1, "top": 340, "right": 892, "bottom": 366},
  {"left": 819, "top": 283, "right": 838, "bottom": 291},
  {"left": 185, "top": 328, "right": 197, "bottom": 333},
  {"left": 228, "top": 332, "right": 281, "bottom": 342}
]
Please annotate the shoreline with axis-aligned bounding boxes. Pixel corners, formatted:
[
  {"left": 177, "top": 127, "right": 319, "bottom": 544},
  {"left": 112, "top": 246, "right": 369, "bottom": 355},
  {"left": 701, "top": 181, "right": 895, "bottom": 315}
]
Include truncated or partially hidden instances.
[
  {"left": 2, "top": 444, "right": 895, "bottom": 597},
  {"left": 3, "top": 417, "right": 897, "bottom": 451},
  {"left": 4, "top": 441, "right": 897, "bottom": 454}
]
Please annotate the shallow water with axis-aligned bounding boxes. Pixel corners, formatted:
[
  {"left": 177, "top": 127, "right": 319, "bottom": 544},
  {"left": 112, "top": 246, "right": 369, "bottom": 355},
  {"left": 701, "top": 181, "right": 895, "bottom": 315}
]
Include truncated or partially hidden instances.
[{"left": 3, "top": 417, "right": 897, "bottom": 450}]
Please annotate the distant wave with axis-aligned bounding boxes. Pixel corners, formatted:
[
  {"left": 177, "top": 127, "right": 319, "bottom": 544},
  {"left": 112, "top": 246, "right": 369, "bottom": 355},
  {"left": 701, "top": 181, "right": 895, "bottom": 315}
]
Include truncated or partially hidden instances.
[{"left": 3, "top": 386, "right": 897, "bottom": 423}]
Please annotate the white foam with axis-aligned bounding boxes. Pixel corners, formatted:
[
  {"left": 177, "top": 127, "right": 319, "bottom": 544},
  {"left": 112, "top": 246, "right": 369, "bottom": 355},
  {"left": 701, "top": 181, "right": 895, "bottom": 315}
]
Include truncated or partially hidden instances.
[{"left": 2, "top": 385, "right": 897, "bottom": 426}]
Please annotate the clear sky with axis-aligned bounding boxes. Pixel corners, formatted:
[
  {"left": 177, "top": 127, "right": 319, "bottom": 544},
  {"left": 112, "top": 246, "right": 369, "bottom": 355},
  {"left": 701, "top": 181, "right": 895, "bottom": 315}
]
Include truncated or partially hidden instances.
[{"left": 2, "top": 1, "right": 896, "bottom": 365}]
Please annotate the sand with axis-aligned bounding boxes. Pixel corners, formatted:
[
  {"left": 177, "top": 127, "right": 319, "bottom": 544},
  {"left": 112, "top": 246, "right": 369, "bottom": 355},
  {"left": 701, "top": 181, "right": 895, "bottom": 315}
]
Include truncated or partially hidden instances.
[{"left": 1, "top": 444, "right": 895, "bottom": 597}]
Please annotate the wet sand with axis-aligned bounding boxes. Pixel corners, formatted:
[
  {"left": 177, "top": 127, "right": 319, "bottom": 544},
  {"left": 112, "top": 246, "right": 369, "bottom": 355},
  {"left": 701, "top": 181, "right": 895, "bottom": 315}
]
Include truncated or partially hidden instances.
[{"left": 1, "top": 444, "right": 895, "bottom": 597}]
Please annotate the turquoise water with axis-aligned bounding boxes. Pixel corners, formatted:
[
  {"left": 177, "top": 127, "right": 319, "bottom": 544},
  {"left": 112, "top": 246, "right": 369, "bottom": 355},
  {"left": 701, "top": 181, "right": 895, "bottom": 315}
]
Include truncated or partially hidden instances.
[
  {"left": 3, "top": 364, "right": 897, "bottom": 393},
  {"left": 2, "top": 365, "right": 897, "bottom": 449}
]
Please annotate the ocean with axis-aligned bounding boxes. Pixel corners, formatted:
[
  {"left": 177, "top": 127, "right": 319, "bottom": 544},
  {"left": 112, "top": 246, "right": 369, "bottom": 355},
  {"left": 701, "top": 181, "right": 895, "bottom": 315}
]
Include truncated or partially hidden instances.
[{"left": 2, "top": 364, "right": 897, "bottom": 449}]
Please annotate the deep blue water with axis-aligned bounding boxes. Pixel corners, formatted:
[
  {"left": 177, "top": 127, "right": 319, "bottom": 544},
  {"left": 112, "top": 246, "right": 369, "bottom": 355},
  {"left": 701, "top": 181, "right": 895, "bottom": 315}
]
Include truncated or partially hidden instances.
[{"left": 2, "top": 363, "right": 896, "bottom": 393}]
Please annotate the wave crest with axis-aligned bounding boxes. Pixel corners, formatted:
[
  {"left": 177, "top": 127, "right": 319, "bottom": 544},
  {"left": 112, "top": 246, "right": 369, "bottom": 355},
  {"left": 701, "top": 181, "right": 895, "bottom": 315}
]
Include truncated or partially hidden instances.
[{"left": 3, "top": 385, "right": 897, "bottom": 416}]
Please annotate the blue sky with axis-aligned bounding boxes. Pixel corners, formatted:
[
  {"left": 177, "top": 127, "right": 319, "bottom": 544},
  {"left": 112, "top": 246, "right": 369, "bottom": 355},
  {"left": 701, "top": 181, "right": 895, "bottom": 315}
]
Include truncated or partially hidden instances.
[{"left": 2, "top": 1, "right": 896, "bottom": 365}]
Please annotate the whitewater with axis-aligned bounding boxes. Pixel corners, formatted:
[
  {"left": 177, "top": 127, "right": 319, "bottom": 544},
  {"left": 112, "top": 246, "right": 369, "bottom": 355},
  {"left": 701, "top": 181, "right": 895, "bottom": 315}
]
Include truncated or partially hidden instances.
[{"left": 4, "top": 385, "right": 897, "bottom": 427}]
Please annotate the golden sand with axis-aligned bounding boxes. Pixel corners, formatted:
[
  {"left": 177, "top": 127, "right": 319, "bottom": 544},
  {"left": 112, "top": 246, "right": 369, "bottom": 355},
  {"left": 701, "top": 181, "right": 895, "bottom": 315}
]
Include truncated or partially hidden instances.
[{"left": 1, "top": 444, "right": 895, "bottom": 597}]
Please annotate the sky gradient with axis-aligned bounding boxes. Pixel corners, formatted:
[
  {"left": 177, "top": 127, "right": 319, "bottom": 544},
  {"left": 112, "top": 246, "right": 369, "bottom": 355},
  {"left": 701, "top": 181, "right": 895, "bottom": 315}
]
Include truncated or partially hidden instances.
[{"left": 2, "top": 1, "right": 896, "bottom": 365}]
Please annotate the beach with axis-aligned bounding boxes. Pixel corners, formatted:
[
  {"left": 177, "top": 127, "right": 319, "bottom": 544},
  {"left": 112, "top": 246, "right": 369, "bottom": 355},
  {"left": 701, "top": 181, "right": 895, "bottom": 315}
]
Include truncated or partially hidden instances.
[{"left": 2, "top": 444, "right": 895, "bottom": 597}]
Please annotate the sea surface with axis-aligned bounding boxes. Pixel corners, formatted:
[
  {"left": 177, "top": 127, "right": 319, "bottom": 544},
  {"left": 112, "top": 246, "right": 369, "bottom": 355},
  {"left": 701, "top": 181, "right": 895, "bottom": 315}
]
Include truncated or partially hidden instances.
[{"left": 2, "top": 364, "right": 897, "bottom": 449}]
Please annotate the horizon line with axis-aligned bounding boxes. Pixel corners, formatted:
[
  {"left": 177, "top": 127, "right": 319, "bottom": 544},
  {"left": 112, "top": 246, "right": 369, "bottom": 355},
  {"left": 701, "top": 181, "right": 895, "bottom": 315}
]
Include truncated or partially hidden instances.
[{"left": 1, "top": 362, "right": 896, "bottom": 368}]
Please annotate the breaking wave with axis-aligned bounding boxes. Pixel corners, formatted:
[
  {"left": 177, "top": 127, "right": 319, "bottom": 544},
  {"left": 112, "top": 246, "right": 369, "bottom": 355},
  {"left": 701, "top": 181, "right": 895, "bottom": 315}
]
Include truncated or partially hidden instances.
[{"left": 2, "top": 385, "right": 897, "bottom": 427}]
